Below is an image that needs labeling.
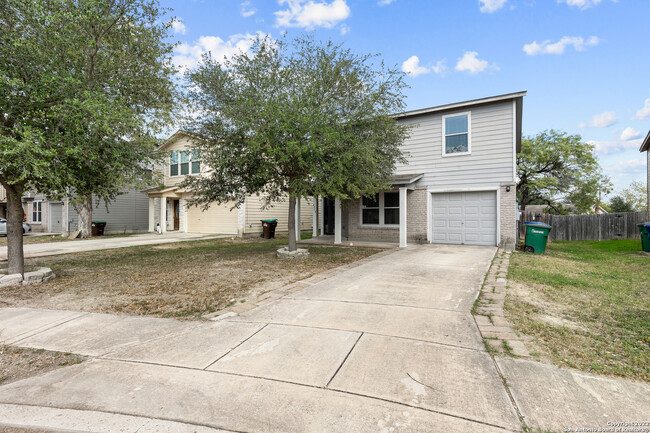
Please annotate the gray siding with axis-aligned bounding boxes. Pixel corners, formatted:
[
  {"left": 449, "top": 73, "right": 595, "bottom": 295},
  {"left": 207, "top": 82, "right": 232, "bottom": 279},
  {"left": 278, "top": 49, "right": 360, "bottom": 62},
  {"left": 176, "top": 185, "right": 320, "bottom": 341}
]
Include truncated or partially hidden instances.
[
  {"left": 68, "top": 190, "right": 149, "bottom": 233},
  {"left": 395, "top": 101, "right": 514, "bottom": 189}
]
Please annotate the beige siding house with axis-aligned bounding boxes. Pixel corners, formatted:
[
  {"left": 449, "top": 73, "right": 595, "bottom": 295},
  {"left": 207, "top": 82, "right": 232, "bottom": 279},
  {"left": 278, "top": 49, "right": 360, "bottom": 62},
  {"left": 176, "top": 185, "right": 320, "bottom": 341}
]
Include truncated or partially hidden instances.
[
  {"left": 146, "top": 131, "right": 313, "bottom": 236},
  {"left": 312, "top": 92, "right": 525, "bottom": 250}
]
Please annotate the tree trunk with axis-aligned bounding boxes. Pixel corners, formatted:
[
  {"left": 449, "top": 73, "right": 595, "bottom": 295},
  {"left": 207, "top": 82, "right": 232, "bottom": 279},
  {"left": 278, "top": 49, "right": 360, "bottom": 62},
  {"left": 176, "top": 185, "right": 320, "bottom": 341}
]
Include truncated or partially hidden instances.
[
  {"left": 75, "top": 195, "right": 93, "bottom": 238},
  {"left": 288, "top": 195, "right": 297, "bottom": 252},
  {"left": 5, "top": 183, "right": 25, "bottom": 275}
]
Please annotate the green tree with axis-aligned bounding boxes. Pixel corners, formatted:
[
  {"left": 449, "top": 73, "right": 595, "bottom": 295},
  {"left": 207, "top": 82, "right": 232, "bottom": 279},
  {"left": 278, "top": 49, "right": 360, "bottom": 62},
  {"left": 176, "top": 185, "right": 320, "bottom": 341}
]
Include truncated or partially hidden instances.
[
  {"left": 608, "top": 195, "right": 634, "bottom": 213},
  {"left": 517, "top": 130, "right": 611, "bottom": 214},
  {"left": 182, "top": 36, "right": 409, "bottom": 251},
  {"left": 620, "top": 180, "right": 646, "bottom": 211},
  {"left": 0, "top": 0, "right": 177, "bottom": 274}
]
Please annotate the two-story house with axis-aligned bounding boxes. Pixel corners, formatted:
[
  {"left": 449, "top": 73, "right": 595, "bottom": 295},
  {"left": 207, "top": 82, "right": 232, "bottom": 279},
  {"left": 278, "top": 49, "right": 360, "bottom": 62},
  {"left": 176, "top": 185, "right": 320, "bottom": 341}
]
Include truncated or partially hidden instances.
[
  {"left": 146, "top": 131, "right": 314, "bottom": 236},
  {"left": 311, "top": 91, "right": 524, "bottom": 250}
]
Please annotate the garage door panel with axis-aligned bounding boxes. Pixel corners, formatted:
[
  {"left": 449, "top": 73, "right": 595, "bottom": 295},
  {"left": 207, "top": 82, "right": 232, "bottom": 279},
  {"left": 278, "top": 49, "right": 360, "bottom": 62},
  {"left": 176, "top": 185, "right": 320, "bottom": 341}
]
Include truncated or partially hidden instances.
[
  {"left": 187, "top": 202, "right": 238, "bottom": 234},
  {"left": 431, "top": 191, "right": 496, "bottom": 246}
]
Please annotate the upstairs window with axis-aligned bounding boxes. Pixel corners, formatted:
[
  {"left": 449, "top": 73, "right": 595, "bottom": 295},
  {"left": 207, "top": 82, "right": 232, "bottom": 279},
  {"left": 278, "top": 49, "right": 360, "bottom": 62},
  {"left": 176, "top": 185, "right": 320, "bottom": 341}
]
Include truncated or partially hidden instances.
[
  {"left": 443, "top": 113, "right": 471, "bottom": 156},
  {"left": 170, "top": 152, "right": 179, "bottom": 176},
  {"left": 170, "top": 151, "right": 201, "bottom": 176}
]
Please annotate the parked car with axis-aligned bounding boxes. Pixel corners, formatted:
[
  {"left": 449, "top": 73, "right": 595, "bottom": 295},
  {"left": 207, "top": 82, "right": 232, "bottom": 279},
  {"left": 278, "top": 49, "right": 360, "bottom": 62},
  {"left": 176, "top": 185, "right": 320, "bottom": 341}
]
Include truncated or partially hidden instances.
[{"left": 0, "top": 218, "right": 32, "bottom": 235}]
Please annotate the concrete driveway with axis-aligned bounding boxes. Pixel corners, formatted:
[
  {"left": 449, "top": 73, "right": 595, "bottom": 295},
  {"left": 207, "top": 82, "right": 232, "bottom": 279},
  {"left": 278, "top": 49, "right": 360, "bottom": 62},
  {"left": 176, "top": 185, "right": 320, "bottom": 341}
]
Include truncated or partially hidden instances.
[
  {"left": 0, "top": 245, "right": 647, "bottom": 432},
  {"left": 0, "top": 232, "right": 228, "bottom": 260}
]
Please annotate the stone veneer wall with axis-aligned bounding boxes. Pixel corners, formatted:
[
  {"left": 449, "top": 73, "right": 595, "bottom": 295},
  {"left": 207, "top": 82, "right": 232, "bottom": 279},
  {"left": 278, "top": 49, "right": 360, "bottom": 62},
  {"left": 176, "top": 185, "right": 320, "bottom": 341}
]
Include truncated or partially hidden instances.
[{"left": 499, "top": 183, "right": 517, "bottom": 250}]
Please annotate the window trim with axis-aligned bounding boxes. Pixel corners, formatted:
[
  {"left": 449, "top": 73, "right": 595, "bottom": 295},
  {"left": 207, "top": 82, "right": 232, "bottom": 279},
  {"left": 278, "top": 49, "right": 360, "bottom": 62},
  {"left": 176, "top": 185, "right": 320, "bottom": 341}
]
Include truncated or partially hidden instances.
[
  {"left": 32, "top": 200, "right": 42, "bottom": 224},
  {"left": 169, "top": 150, "right": 201, "bottom": 177},
  {"left": 441, "top": 111, "right": 472, "bottom": 157},
  {"left": 359, "top": 191, "right": 400, "bottom": 227}
]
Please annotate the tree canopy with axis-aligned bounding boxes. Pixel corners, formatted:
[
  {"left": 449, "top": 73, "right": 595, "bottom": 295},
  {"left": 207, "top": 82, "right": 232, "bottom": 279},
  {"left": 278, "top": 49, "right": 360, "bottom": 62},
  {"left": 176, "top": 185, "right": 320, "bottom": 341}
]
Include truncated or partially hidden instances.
[
  {"left": 517, "top": 130, "right": 611, "bottom": 214},
  {"left": 608, "top": 195, "right": 635, "bottom": 213},
  {"left": 619, "top": 180, "right": 646, "bottom": 211},
  {"left": 182, "top": 36, "right": 410, "bottom": 250},
  {"left": 0, "top": 0, "right": 177, "bottom": 273}
]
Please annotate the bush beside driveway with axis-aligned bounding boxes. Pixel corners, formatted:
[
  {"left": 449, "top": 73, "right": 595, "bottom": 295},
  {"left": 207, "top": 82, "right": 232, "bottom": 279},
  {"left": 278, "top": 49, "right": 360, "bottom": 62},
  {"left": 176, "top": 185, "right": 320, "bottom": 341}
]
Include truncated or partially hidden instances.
[{"left": 506, "top": 239, "right": 649, "bottom": 382}]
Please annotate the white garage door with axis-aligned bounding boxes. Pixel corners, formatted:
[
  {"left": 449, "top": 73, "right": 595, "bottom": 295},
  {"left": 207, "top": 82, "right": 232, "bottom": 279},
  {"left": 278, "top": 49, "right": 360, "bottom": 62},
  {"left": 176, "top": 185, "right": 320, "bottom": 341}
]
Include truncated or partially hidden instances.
[
  {"left": 187, "top": 202, "right": 238, "bottom": 234},
  {"left": 431, "top": 191, "right": 497, "bottom": 246}
]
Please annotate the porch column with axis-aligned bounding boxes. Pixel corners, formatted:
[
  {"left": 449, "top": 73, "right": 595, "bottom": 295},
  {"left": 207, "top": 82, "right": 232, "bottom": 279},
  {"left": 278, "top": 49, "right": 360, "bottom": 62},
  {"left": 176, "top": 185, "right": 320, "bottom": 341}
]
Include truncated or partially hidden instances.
[
  {"left": 334, "top": 196, "right": 341, "bottom": 244},
  {"left": 159, "top": 197, "right": 167, "bottom": 233},
  {"left": 312, "top": 196, "right": 318, "bottom": 237},
  {"left": 148, "top": 197, "right": 155, "bottom": 232},
  {"left": 399, "top": 187, "right": 407, "bottom": 248},
  {"left": 319, "top": 196, "right": 324, "bottom": 236},
  {"left": 295, "top": 197, "right": 301, "bottom": 241}
]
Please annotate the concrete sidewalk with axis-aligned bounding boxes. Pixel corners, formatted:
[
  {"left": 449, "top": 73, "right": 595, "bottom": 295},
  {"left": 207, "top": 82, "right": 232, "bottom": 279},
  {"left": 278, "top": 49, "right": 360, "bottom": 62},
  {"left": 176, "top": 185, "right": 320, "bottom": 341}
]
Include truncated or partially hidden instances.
[
  {"left": 0, "top": 232, "right": 227, "bottom": 260},
  {"left": 0, "top": 245, "right": 648, "bottom": 432}
]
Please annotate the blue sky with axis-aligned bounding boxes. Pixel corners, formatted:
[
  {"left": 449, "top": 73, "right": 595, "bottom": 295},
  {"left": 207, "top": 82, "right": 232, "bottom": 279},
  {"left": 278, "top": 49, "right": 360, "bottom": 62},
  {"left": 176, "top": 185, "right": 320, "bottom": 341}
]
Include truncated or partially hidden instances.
[{"left": 161, "top": 0, "right": 650, "bottom": 195}]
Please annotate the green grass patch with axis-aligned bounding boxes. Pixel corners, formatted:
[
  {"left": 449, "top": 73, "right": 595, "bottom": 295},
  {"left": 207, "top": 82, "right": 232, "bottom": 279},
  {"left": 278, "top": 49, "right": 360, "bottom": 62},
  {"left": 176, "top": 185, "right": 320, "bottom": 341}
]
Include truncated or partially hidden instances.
[{"left": 507, "top": 239, "right": 649, "bottom": 381}]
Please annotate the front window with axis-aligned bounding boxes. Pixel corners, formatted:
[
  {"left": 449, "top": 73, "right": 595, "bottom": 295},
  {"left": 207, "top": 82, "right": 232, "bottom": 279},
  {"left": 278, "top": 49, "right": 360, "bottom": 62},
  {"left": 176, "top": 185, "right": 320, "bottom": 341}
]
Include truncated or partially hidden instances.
[
  {"left": 362, "top": 194, "right": 379, "bottom": 224},
  {"left": 170, "top": 150, "right": 201, "bottom": 176},
  {"left": 443, "top": 113, "right": 470, "bottom": 155},
  {"left": 32, "top": 201, "right": 42, "bottom": 223},
  {"left": 361, "top": 192, "right": 400, "bottom": 225}
]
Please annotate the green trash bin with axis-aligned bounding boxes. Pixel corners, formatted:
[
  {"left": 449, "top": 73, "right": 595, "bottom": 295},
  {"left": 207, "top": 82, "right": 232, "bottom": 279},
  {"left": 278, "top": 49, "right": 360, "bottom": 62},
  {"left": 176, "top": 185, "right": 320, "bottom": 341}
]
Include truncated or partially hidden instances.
[
  {"left": 523, "top": 222, "right": 552, "bottom": 254},
  {"left": 638, "top": 223, "right": 650, "bottom": 252}
]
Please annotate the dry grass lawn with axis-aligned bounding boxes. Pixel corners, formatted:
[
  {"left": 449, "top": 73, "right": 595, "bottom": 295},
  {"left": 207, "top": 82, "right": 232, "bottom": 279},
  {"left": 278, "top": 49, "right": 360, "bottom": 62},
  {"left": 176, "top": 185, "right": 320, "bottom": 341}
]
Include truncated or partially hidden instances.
[
  {"left": 506, "top": 239, "right": 649, "bottom": 382},
  {"left": 0, "top": 345, "right": 85, "bottom": 386},
  {"left": 0, "top": 236, "right": 380, "bottom": 319}
]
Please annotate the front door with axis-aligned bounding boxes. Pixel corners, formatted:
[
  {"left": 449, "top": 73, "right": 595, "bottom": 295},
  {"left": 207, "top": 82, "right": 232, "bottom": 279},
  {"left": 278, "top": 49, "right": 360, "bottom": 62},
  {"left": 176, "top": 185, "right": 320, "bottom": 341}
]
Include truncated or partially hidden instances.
[
  {"left": 173, "top": 200, "right": 180, "bottom": 231},
  {"left": 323, "top": 198, "right": 335, "bottom": 235}
]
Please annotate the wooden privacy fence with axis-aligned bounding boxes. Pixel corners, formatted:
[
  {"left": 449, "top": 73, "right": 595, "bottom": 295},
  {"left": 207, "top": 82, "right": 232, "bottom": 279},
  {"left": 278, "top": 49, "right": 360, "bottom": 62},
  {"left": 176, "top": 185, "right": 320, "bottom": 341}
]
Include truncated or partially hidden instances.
[{"left": 518, "top": 211, "right": 649, "bottom": 242}]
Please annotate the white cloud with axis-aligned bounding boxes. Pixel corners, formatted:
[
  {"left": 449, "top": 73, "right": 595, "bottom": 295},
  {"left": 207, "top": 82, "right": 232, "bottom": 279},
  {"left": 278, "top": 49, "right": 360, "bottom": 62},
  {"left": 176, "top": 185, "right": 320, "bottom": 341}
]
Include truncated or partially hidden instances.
[
  {"left": 523, "top": 36, "right": 599, "bottom": 55},
  {"left": 455, "top": 51, "right": 496, "bottom": 74},
  {"left": 274, "top": 0, "right": 350, "bottom": 29},
  {"left": 621, "top": 127, "right": 642, "bottom": 141},
  {"left": 402, "top": 56, "right": 429, "bottom": 77},
  {"left": 172, "top": 32, "right": 267, "bottom": 72},
  {"left": 605, "top": 158, "right": 646, "bottom": 173},
  {"left": 558, "top": 0, "right": 603, "bottom": 10},
  {"left": 339, "top": 24, "right": 350, "bottom": 35},
  {"left": 479, "top": 0, "right": 508, "bottom": 13},
  {"left": 633, "top": 98, "right": 650, "bottom": 120},
  {"left": 589, "top": 138, "right": 641, "bottom": 155},
  {"left": 401, "top": 56, "right": 446, "bottom": 78},
  {"left": 378, "top": 0, "right": 397, "bottom": 5},
  {"left": 579, "top": 111, "right": 618, "bottom": 128},
  {"left": 240, "top": 1, "right": 257, "bottom": 17},
  {"left": 171, "top": 18, "right": 186, "bottom": 35}
]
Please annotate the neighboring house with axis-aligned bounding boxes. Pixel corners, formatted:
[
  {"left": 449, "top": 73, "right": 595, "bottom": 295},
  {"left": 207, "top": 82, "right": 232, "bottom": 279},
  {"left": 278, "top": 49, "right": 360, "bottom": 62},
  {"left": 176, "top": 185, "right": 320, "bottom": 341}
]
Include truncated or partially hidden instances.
[
  {"left": 313, "top": 91, "right": 525, "bottom": 250},
  {"left": 146, "top": 131, "right": 314, "bottom": 236},
  {"left": 20, "top": 191, "right": 149, "bottom": 235},
  {"left": 639, "top": 130, "right": 650, "bottom": 213}
]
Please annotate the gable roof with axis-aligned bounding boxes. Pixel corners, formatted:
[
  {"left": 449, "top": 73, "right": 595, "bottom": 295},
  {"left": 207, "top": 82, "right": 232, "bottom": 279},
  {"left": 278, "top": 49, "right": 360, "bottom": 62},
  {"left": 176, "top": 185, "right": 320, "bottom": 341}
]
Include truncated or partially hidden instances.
[
  {"left": 640, "top": 130, "right": 650, "bottom": 152},
  {"left": 157, "top": 130, "right": 203, "bottom": 152}
]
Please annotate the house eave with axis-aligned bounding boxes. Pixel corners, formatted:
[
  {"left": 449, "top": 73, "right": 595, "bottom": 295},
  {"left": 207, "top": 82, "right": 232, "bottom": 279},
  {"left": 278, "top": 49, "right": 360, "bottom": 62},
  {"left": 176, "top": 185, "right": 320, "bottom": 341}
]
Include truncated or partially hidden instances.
[
  {"left": 639, "top": 130, "right": 650, "bottom": 152},
  {"left": 394, "top": 91, "right": 527, "bottom": 120}
]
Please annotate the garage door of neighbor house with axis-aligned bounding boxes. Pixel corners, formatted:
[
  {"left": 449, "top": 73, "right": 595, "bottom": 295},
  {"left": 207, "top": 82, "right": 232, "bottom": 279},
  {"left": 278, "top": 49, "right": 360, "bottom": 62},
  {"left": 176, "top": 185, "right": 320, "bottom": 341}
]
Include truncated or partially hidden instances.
[
  {"left": 431, "top": 191, "right": 497, "bottom": 246},
  {"left": 186, "top": 203, "right": 238, "bottom": 234}
]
